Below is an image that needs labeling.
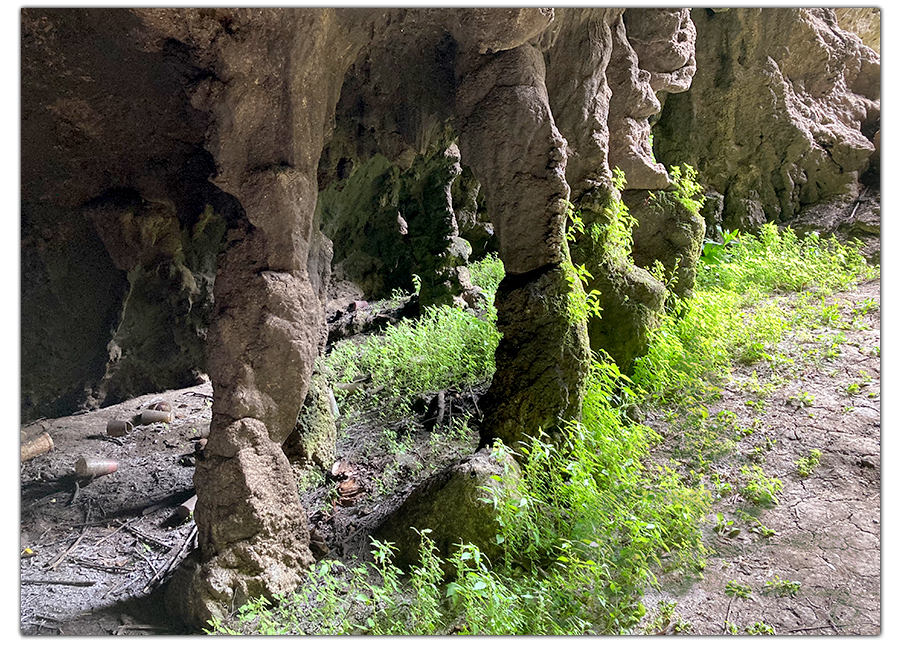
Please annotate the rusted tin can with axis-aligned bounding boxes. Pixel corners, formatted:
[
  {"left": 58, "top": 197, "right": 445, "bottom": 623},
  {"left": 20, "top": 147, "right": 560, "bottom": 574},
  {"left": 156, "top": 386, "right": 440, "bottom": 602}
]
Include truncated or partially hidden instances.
[
  {"left": 75, "top": 456, "right": 118, "bottom": 479},
  {"left": 176, "top": 495, "right": 197, "bottom": 520},
  {"left": 147, "top": 400, "right": 171, "bottom": 412},
  {"left": 20, "top": 432, "right": 53, "bottom": 462},
  {"left": 141, "top": 409, "right": 174, "bottom": 425},
  {"left": 107, "top": 419, "right": 134, "bottom": 437}
]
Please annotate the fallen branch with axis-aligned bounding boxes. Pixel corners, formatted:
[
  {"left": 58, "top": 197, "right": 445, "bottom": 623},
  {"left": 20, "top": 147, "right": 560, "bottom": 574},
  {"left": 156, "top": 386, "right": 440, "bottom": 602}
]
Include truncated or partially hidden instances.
[
  {"left": 784, "top": 623, "right": 852, "bottom": 633},
  {"left": 47, "top": 530, "right": 87, "bottom": 571},
  {"left": 69, "top": 557, "right": 135, "bottom": 574},
  {"left": 22, "top": 578, "right": 95, "bottom": 587},
  {"left": 94, "top": 516, "right": 142, "bottom": 546},
  {"left": 124, "top": 524, "right": 171, "bottom": 550},
  {"left": 143, "top": 524, "right": 197, "bottom": 593},
  {"left": 722, "top": 597, "right": 734, "bottom": 635}
]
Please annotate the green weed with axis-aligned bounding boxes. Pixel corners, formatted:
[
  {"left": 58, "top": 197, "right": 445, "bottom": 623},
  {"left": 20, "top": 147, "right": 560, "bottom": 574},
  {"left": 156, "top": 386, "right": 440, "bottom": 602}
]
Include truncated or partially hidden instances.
[
  {"left": 795, "top": 449, "right": 822, "bottom": 478},
  {"left": 745, "top": 621, "right": 776, "bottom": 635},
  {"left": 725, "top": 580, "right": 752, "bottom": 600},
  {"left": 763, "top": 575, "right": 801, "bottom": 597},
  {"left": 738, "top": 466, "right": 782, "bottom": 506}
]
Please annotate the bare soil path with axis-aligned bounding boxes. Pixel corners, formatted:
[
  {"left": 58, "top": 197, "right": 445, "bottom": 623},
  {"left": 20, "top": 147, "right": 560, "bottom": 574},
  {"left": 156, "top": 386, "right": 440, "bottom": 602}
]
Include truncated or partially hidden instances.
[{"left": 640, "top": 279, "right": 881, "bottom": 635}]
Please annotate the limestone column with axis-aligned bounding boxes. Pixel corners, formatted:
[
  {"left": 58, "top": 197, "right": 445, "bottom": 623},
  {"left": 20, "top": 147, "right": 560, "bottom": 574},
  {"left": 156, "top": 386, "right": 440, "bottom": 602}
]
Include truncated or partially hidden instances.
[
  {"left": 167, "top": 8, "right": 363, "bottom": 626},
  {"left": 454, "top": 37, "right": 591, "bottom": 452}
]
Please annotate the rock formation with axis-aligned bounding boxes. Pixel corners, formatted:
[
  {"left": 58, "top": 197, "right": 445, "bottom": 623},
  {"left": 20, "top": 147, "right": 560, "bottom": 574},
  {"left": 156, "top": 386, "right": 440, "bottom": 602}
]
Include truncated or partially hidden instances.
[
  {"left": 652, "top": 8, "right": 879, "bottom": 231},
  {"left": 20, "top": 7, "right": 878, "bottom": 626}
]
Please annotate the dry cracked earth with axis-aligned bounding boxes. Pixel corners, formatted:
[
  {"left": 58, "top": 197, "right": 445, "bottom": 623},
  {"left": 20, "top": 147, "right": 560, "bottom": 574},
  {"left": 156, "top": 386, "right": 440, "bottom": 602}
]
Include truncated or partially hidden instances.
[{"left": 640, "top": 279, "right": 881, "bottom": 636}]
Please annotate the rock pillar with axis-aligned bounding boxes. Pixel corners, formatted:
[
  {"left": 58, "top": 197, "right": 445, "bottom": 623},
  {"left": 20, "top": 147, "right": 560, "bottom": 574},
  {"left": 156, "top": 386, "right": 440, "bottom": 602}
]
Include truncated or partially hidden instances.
[{"left": 454, "top": 38, "right": 591, "bottom": 452}]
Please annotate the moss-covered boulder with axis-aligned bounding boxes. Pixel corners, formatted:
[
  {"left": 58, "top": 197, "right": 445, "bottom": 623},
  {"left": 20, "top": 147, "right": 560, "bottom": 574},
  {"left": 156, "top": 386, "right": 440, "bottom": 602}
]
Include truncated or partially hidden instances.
[{"left": 372, "top": 449, "right": 522, "bottom": 572}]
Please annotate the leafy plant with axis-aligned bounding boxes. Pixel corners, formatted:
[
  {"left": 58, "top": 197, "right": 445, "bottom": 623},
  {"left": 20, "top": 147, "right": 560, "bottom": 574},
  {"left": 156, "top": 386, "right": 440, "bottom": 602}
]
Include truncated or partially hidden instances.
[
  {"left": 713, "top": 513, "right": 741, "bottom": 539},
  {"left": 789, "top": 391, "right": 815, "bottom": 408},
  {"left": 795, "top": 449, "right": 822, "bottom": 478},
  {"left": 738, "top": 466, "right": 782, "bottom": 506},
  {"left": 745, "top": 621, "right": 776, "bottom": 635},
  {"left": 763, "top": 575, "right": 801, "bottom": 597},
  {"left": 725, "top": 580, "right": 752, "bottom": 600}
]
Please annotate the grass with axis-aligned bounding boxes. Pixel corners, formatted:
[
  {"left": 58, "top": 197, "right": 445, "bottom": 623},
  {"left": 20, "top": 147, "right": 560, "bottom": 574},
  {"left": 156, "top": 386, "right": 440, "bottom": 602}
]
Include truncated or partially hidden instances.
[
  {"left": 210, "top": 223, "right": 876, "bottom": 636},
  {"left": 323, "top": 254, "right": 503, "bottom": 415}
]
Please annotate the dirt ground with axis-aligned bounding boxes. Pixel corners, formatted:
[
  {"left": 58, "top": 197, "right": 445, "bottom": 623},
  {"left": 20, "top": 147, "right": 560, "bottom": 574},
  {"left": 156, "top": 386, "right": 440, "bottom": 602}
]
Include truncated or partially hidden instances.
[
  {"left": 17, "top": 278, "right": 881, "bottom": 637},
  {"left": 639, "top": 279, "right": 881, "bottom": 636}
]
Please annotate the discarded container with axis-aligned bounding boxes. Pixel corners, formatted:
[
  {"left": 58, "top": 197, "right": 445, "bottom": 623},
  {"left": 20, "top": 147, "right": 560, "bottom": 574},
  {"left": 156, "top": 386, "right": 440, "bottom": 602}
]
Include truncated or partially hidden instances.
[
  {"left": 176, "top": 494, "right": 197, "bottom": 520},
  {"left": 107, "top": 419, "right": 134, "bottom": 437},
  {"left": 21, "top": 432, "right": 53, "bottom": 462},
  {"left": 75, "top": 456, "right": 118, "bottom": 479},
  {"left": 141, "top": 409, "right": 174, "bottom": 425},
  {"left": 147, "top": 400, "right": 171, "bottom": 412}
]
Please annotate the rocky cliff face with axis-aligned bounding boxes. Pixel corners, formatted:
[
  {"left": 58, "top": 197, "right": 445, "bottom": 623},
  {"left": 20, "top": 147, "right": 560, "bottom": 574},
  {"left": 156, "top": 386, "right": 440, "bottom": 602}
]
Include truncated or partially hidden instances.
[
  {"left": 20, "top": 7, "right": 879, "bottom": 626},
  {"left": 652, "top": 8, "right": 879, "bottom": 231}
]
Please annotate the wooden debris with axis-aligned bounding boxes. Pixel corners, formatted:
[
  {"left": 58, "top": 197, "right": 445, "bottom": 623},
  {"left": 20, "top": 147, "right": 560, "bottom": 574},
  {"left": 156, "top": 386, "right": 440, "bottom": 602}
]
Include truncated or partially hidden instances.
[
  {"left": 22, "top": 578, "right": 96, "bottom": 587},
  {"left": 123, "top": 524, "right": 170, "bottom": 550},
  {"left": 143, "top": 524, "right": 197, "bottom": 593},
  {"left": 47, "top": 530, "right": 87, "bottom": 571}
]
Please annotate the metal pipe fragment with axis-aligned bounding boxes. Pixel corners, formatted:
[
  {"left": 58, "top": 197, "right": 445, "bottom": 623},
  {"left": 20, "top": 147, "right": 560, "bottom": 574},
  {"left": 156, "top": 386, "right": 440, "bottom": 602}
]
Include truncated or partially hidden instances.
[
  {"left": 141, "top": 409, "right": 174, "bottom": 425},
  {"left": 107, "top": 419, "right": 134, "bottom": 437},
  {"left": 176, "top": 495, "right": 197, "bottom": 520}
]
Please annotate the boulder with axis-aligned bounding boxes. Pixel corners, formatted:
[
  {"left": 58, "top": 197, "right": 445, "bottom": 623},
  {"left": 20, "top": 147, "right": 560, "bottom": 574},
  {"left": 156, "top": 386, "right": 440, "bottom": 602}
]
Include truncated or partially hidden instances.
[{"left": 372, "top": 449, "right": 522, "bottom": 572}]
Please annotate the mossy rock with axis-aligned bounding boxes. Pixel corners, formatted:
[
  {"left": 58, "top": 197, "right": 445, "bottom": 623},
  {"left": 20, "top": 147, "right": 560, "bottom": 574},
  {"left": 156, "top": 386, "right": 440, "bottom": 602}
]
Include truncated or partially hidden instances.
[
  {"left": 283, "top": 372, "right": 337, "bottom": 471},
  {"left": 372, "top": 449, "right": 522, "bottom": 574}
]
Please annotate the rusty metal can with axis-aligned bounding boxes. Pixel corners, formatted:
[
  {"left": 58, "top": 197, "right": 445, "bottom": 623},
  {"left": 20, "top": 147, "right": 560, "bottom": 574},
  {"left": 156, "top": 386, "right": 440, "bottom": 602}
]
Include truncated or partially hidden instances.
[
  {"left": 75, "top": 456, "right": 118, "bottom": 479},
  {"left": 107, "top": 419, "right": 134, "bottom": 437}
]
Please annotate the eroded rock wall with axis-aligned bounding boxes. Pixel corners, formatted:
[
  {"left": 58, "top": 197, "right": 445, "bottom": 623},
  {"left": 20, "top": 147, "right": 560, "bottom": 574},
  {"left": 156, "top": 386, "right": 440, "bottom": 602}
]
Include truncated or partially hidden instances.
[
  {"left": 653, "top": 8, "right": 879, "bottom": 231},
  {"left": 21, "top": 9, "right": 226, "bottom": 420}
]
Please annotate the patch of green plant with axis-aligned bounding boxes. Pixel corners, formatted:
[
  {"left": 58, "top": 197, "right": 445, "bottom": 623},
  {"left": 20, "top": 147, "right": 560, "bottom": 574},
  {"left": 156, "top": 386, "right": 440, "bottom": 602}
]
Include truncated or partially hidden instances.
[
  {"left": 735, "top": 510, "right": 777, "bottom": 538},
  {"left": 738, "top": 466, "right": 782, "bottom": 506},
  {"left": 710, "top": 473, "right": 734, "bottom": 499},
  {"left": 697, "top": 223, "right": 876, "bottom": 296},
  {"left": 789, "top": 390, "right": 815, "bottom": 408},
  {"left": 666, "top": 164, "right": 705, "bottom": 217},
  {"left": 634, "top": 223, "right": 874, "bottom": 408},
  {"left": 324, "top": 302, "right": 500, "bottom": 414},
  {"left": 324, "top": 254, "right": 505, "bottom": 416},
  {"left": 475, "top": 360, "right": 709, "bottom": 633},
  {"left": 643, "top": 600, "right": 692, "bottom": 634},
  {"left": 467, "top": 253, "right": 504, "bottom": 301},
  {"left": 700, "top": 227, "right": 742, "bottom": 267},
  {"left": 725, "top": 580, "right": 752, "bottom": 600},
  {"left": 713, "top": 513, "right": 741, "bottom": 539},
  {"left": 795, "top": 449, "right": 822, "bottom": 478},
  {"left": 567, "top": 168, "right": 638, "bottom": 266},
  {"left": 562, "top": 258, "right": 603, "bottom": 324},
  {"left": 745, "top": 621, "right": 776, "bottom": 635},
  {"left": 763, "top": 575, "right": 801, "bottom": 597}
]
